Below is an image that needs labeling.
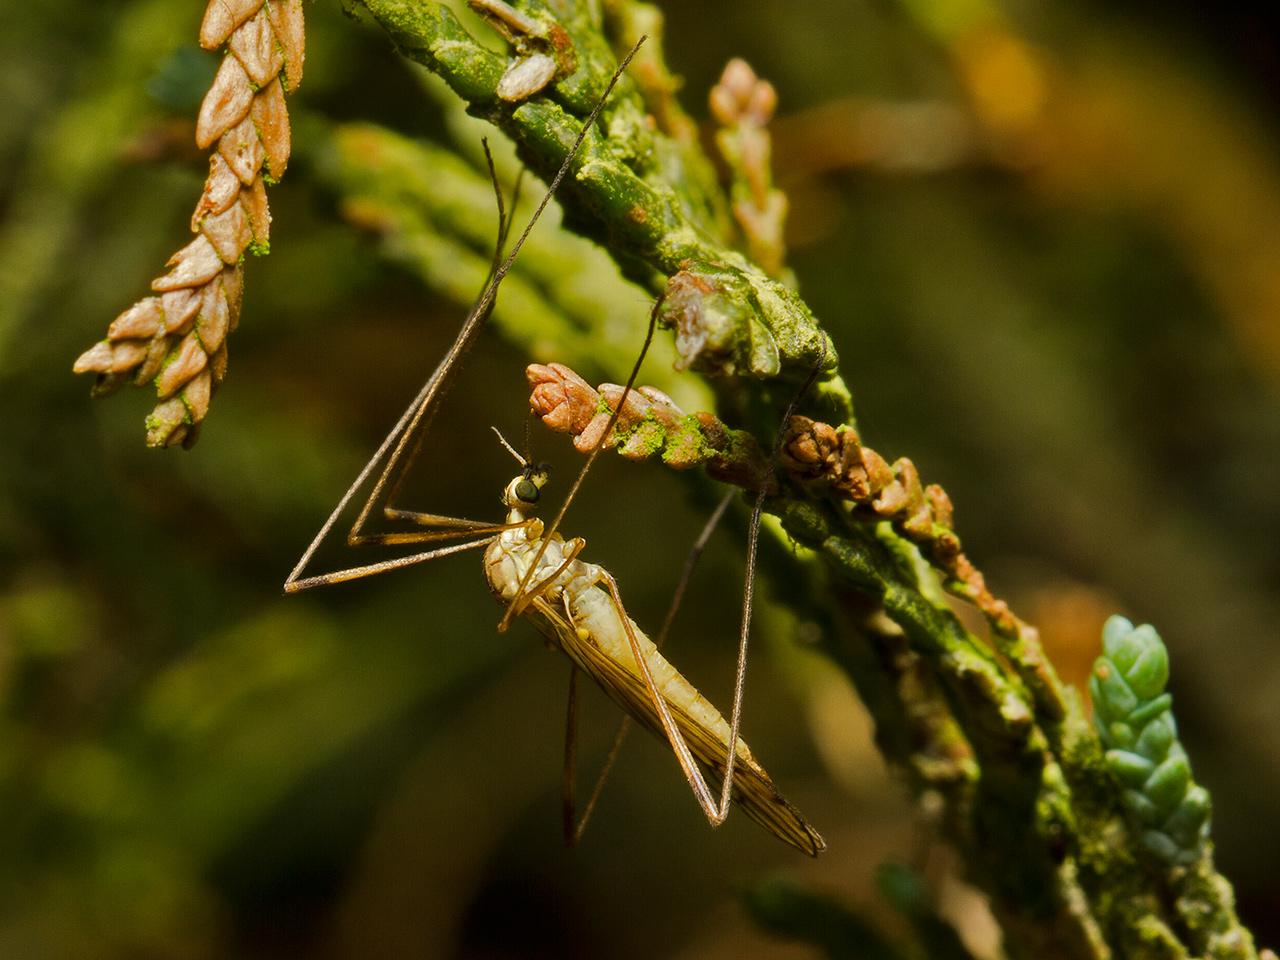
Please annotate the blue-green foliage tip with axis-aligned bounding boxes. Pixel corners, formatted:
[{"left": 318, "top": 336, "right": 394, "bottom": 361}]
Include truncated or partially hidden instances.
[{"left": 1090, "top": 615, "right": 1211, "bottom": 866}]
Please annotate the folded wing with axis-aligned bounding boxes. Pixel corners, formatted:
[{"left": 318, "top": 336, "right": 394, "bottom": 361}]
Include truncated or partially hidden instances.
[{"left": 529, "top": 594, "right": 826, "bottom": 856}]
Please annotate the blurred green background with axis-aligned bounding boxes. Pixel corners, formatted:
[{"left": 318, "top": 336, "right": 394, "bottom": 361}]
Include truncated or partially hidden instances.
[{"left": 2, "top": 0, "right": 1279, "bottom": 956}]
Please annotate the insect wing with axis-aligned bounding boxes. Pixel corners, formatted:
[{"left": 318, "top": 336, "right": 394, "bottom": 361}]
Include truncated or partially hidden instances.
[{"left": 529, "top": 596, "right": 826, "bottom": 856}]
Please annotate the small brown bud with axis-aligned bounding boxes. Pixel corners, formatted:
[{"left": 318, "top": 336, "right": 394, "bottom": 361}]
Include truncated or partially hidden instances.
[
  {"left": 154, "top": 333, "right": 209, "bottom": 399},
  {"left": 107, "top": 299, "right": 164, "bottom": 340},
  {"left": 497, "top": 53, "right": 558, "bottom": 102},
  {"left": 196, "top": 277, "right": 232, "bottom": 353},
  {"left": 153, "top": 236, "right": 224, "bottom": 292},
  {"left": 925, "top": 484, "right": 954, "bottom": 529},
  {"left": 229, "top": 9, "right": 284, "bottom": 87},
  {"left": 266, "top": 0, "right": 305, "bottom": 92},
  {"left": 194, "top": 154, "right": 242, "bottom": 226},
  {"left": 199, "top": 201, "right": 251, "bottom": 264},
  {"left": 183, "top": 369, "right": 214, "bottom": 422},
  {"left": 251, "top": 78, "right": 291, "bottom": 178},
  {"left": 220, "top": 114, "right": 266, "bottom": 184},
  {"left": 197, "top": 54, "right": 255, "bottom": 151},
  {"left": 527, "top": 363, "right": 599, "bottom": 435},
  {"left": 634, "top": 386, "right": 685, "bottom": 427},
  {"left": 147, "top": 397, "right": 190, "bottom": 448},
  {"left": 200, "top": 0, "right": 263, "bottom": 49},
  {"left": 859, "top": 447, "right": 894, "bottom": 494},
  {"left": 161, "top": 288, "right": 202, "bottom": 335}
]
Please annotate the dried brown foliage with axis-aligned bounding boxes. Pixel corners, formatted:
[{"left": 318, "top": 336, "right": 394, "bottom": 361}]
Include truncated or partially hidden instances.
[
  {"left": 781, "top": 415, "right": 1063, "bottom": 717},
  {"left": 73, "top": 0, "right": 304, "bottom": 447},
  {"left": 710, "top": 59, "right": 788, "bottom": 277},
  {"left": 527, "top": 361, "right": 771, "bottom": 489},
  {"left": 527, "top": 358, "right": 1059, "bottom": 713}
]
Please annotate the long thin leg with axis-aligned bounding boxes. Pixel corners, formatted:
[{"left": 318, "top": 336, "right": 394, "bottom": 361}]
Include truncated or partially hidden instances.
[
  {"left": 290, "top": 148, "right": 540, "bottom": 581},
  {"left": 556, "top": 587, "right": 629, "bottom": 846},
  {"left": 283, "top": 371, "right": 453, "bottom": 591},
  {"left": 498, "top": 293, "right": 662, "bottom": 633},
  {"left": 694, "top": 349, "right": 833, "bottom": 815},
  {"left": 381, "top": 509, "right": 496, "bottom": 529},
  {"left": 594, "top": 352, "right": 828, "bottom": 827},
  {"left": 503, "top": 537, "right": 586, "bottom": 624},
  {"left": 285, "top": 40, "right": 646, "bottom": 594},
  {"left": 562, "top": 664, "right": 580, "bottom": 845},
  {"left": 562, "top": 488, "right": 737, "bottom": 844},
  {"left": 284, "top": 286, "right": 508, "bottom": 592},
  {"left": 602, "top": 571, "right": 723, "bottom": 819},
  {"left": 285, "top": 535, "right": 496, "bottom": 593},
  {"left": 719, "top": 486, "right": 764, "bottom": 812},
  {"left": 347, "top": 521, "right": 518, "bottom": 549},
  {"left": 655, "top": 489, "right": 736, "bottom": 650},
  {"left": 282, "top": 383, "right": 529, "bottom": 588},
  {"left": 370, "top": 141, "right": 518, "bottom": 527},
  {"left": 568, "top": 701, "right": 632, "bottom": 844}
]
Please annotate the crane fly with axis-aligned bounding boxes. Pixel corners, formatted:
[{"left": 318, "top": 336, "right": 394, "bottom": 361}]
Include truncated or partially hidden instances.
[{"left": 284, "top": 38, "right": 826, "bottom": 856}]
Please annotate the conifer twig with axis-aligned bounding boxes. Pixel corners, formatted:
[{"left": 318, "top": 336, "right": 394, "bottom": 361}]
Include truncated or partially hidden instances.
[
  {"left": 73, "top": 0, "right": 304, "bottom": 448},
  {"left": 780, "top": 415, "right": 1064, "bottom": 721},
  {"left": 268, "top": 1, "right": 1268, "bottom": 954},
  {"left": 527, "top": 361, "right": 770, "bottom": 489},
  {"left": 710, "top": 59, "right": 789, "bottom": 279},
  {"left": 525, "top": 360, "right": 1062, "bottom": 725},
  {"left": 1090, "top": 616, "right": 1212, "bottom": 868}
]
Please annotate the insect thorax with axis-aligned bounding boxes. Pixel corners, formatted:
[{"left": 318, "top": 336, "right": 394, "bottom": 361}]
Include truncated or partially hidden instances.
[{"left": 483, "top": 523, "right": 599, "bottom": 604}]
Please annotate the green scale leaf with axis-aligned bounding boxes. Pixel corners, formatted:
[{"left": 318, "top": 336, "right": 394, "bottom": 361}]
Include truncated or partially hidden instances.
[{"left": 1089, "top": 615, "right": 1212, "bottom": 866}]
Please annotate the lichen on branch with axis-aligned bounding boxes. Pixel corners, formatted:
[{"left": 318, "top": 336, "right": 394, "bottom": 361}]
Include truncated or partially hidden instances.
[
  {"left": 358, "top": 0, "right": 843, "bottom": 402},
  {"left": 524, "top": 356, "right": 1062, "bottom": 723},
  {"left": 526, "top": 361, "right": 770, "bottom": 488}
]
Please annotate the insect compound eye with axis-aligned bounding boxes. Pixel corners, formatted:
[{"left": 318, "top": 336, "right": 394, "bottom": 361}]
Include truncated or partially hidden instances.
[{"left": 514, "top": 478, "right": 540, "bottom": 503}]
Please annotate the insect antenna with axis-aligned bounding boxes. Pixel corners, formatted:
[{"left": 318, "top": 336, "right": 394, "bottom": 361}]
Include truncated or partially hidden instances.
[{"left": 491, "top": 425, "right": 528, "bottom": 467}]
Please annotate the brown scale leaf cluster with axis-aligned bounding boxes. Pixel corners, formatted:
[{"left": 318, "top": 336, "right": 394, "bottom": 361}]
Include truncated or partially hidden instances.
[
  {"left": 782, "top": 415, "right": 1063, "bottom": 717},
  {"left": 710, "top": 58, "right": 788, "bottom": 278},
  {"left": 781, "top": 415, "right": 1011, "bottom": 625},
  {"left": 73, "top": 0, "right": 304, "bottom": 448},
  {"left": 526, "top": 362, "right": 771, "bottom": 489},
  {"left": 529, "top": 360, "right": 1058, "bottom": 708}
]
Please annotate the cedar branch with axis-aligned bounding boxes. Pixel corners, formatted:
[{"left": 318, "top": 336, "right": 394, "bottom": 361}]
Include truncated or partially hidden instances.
[{"left": 73, "top": 0, "right": 304, "bottom": 448}]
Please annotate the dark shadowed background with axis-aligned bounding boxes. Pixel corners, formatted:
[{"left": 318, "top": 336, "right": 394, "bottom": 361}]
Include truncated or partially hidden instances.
[{"left": 2, "top": 1, "right": 1279, "bottom": 956}]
